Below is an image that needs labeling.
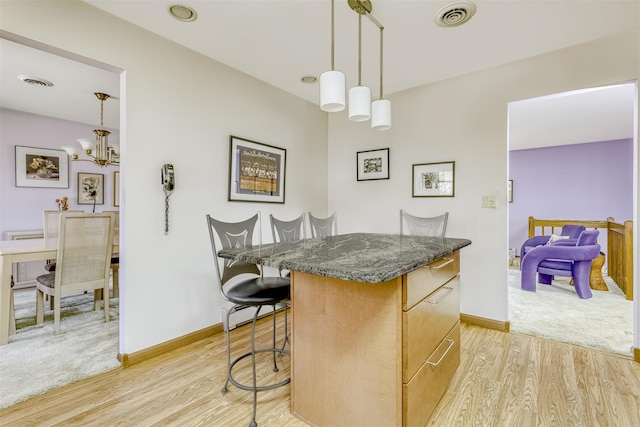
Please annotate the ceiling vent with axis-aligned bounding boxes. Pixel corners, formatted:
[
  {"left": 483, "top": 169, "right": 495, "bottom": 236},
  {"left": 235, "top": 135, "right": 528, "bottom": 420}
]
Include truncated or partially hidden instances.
[
  {"left": 434, "top": 1, "right": 477, "bottom": 27},
  {"left": 18, "top": 75, "right": 53, "bottom": 87}
]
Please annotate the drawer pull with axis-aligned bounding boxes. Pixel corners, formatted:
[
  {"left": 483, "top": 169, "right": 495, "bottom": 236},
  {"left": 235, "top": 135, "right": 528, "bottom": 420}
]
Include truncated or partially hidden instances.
[
  {"left": 429, "top": 257, "right": 454, "bottom": 270},
  {"left": 426, "top": 339, "right": 455, "bottom": 367},
  {"left": 426, "top": 286, "right": 453, "bottom": 304}
]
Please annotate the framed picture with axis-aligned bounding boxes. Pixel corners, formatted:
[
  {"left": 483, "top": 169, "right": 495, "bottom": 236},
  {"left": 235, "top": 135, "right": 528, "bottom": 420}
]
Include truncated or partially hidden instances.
[
  {"left": 228, "top": 135, "right": 286, "bottom": 203},
  {"left": 15, "top": 145, "right": 69, "bottom": 188},
  {"left": 78, "top": 172, "right": 104, "bottom": 205},
  {"left": 508, "top": 179, "right": 513, "bottom": 203},
  {"left": 412, "top": 161, "right": 455, "bottom": 197},
  {"left": 114, "top": 171, "right": 120, "bottom": 207},
  {"left": 357, "top": 148, "right": 389, "bottom": 181}
]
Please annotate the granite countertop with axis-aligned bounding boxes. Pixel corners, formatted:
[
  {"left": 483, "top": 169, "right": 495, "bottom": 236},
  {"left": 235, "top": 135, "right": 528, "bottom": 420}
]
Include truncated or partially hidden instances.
[{"left": 218, "top": 232, "right": 471, "bottom": 283}]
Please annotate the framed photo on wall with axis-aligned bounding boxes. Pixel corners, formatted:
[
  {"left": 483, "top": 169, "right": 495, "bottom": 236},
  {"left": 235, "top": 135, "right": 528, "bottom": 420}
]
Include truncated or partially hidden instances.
[
  {"left": 15, "top": 145, "right": 69, "bottom": 188},
  {"left": 412, "top": 161, "right": 455, "bottom": 197},
  {"left": 78, "top": 172, "right": 104, "bottom": 205},
  {"left": 228, "top": 135, "right": 286, "bottom": 203},
  {"left": 357, "top": 148, "right": 389, "bottom": 181},
  {"left": 114, "top": 171, "right": 120, "bottom": 207}
]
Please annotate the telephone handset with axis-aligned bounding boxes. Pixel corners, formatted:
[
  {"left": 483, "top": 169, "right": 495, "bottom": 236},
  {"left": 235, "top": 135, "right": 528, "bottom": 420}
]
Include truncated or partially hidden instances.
[
  {"left": 161, "top": 164, "right": 175, "bottom": 191},
  {"left": 161, "top": 164, "right": 174, "bottom": 234}
]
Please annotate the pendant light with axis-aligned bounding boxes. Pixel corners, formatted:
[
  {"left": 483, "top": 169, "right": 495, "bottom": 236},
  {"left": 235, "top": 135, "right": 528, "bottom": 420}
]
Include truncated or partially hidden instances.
[
  {"left": 320, "top": 0, "right": 345, "bottom": 112},
  {"left": 348, "top": 12, "right": 371, "bottom": 121},
  {"left": 371, "top": 26, "right": 391, "bottom": 130}
]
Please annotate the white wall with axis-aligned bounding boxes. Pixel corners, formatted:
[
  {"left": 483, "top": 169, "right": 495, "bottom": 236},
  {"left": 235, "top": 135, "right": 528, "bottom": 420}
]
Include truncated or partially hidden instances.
[
  {"left": 1, "top": 1, "right": 328, "bottom": 354},
  {"left": 328, "top": 31, "right": 639, "bottom": 344}
]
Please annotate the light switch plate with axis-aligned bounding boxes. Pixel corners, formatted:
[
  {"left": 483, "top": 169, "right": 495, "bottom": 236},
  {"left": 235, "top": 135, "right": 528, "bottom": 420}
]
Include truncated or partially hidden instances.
[{"left": 481, "top": 194, "right": 496, "bottom": 208}]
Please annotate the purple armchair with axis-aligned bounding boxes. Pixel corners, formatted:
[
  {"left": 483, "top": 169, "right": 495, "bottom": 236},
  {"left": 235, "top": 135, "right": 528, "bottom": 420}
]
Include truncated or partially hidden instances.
[
  {"left": 519, "top": 224, "right": 586, "bottom": 261},
  {"left": 520, "top": 229, "right": 600, "bottom": 299}
]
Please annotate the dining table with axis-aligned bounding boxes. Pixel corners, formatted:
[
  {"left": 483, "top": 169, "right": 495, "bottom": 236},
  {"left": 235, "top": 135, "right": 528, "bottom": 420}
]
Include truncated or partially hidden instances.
[{"left": 0, "top": 237, "right": 119, "bottom": 345}]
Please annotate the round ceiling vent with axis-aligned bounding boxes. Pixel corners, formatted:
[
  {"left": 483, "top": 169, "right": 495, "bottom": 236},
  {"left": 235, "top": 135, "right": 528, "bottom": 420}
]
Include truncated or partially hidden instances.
[
  {"left": 434, "top": 1, "right": 477, "bottom": 27},
  {"left": 168, "top": 4, "right": 198, "bottom": 22},
  {"left": 17, "top": 75, "right": 53, "bottom": 87}
]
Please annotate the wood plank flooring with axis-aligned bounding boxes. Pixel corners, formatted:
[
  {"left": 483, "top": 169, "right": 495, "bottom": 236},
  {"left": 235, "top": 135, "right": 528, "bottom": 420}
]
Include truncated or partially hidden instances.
[{"left": 1, "top": 317, "right": 639, "bottom": 427}]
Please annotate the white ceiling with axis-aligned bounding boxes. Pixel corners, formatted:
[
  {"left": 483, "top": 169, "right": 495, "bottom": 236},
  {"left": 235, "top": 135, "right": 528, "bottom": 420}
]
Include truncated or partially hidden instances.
[{"left": 1, "top": 0, "right": 637, "bottom": 150}]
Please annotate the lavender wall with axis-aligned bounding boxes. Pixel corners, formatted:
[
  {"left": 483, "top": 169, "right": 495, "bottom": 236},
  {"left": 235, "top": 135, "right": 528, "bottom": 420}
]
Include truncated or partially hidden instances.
[
  {"left": 508, "top": 139, "right": 633, "bottom": 260},
  {"left": 0, "top": 108, "right": 120, "bottom": 236}
]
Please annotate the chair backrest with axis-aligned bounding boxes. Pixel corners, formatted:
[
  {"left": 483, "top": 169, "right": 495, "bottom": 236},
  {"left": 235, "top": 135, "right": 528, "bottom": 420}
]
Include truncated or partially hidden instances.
[
  {"left": 43, "top": 210, "right": 84, "bottom": 244},
  {"left": 400, "top": 210, "right": 448, "bottom": 238},
  {"left": 576, "top": 229, "right": 599, "bottom": 246},
  {"left": 54, "top": 212, "right": 115, "bottom": 297},
  {"left": 560, "top": 224, "right": 586, "bottom": 238},
  {"left": 206, "top": 213, "right": 261, "bottom": 290},
  {"left": 308, "top": 212, "right": 337, "bottom": 238},
  {"left": 101, "top": 210, "right": 120, "bottom": 245},
  {"left": 270, "top": 214, "right": 305, "bottom": 243}
]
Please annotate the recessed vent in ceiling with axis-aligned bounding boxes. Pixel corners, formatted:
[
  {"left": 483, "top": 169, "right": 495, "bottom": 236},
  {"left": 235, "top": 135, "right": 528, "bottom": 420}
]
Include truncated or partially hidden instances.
[
  {"left": 434, "top": 1, "right": 477, "bottom": 27},
  {"left": 17, "top": 75, "right": 54, "bottom": 87}
]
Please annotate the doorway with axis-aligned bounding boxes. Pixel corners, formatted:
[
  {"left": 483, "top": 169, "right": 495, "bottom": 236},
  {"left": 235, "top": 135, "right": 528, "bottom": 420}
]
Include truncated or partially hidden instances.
[
  {"left": 506, "top": 82, "right": 637, "bottom": 357},
  {"left": 0, "top": 35, "right": 124, "bottom": 408}
]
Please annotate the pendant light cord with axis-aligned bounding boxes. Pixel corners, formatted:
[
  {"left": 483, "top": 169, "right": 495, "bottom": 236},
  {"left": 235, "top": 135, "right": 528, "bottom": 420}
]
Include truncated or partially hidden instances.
[
  {"left": 331, "top": 0, "right": 335, "bottom": 71},
  {"left": 379, "top": 27, "right": 384, "bottom": 99},
  {"left": 357, "top": 13, "right": 362, "bottom": 86}
]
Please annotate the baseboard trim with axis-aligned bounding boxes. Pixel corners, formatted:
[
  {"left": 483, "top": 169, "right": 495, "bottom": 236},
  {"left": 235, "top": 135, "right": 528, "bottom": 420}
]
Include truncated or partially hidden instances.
[
  {"left": 118, "top": 323, "right": 224, "bottom": 368},
  {"left": 461, "top": 313, "right": 510, "bottom": 332},
  {"left": 634, "top": 347, "right": 640, "bottom": 363}
]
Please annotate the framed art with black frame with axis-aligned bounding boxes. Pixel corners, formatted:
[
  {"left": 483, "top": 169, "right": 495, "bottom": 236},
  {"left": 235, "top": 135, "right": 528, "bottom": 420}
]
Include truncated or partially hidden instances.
[
  {"left": 78, "top": 172, "right": 104, "bottom": 205},
  {"left": 15, "top": 146, "right": 69, "bottom": 188},
  {"left": 412, "top": 161, "right": 455, "bottom": 197},
  {"left": 357, "top": 148, "right": 389, "bottom": 181},
  {"left": 228, "top": 135, "right": 286, "bottom": 203}
]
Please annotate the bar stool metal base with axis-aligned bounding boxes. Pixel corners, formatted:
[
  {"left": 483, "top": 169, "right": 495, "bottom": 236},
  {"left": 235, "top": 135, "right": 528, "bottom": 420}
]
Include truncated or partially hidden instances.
[{"left": 222, "top": 304, "right": 290, "bottom": 427}]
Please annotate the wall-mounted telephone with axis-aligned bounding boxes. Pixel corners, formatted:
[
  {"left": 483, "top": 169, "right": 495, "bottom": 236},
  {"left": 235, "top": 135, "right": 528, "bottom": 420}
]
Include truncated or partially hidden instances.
[
  {"left": 161, "top": 164, "right": 174, "bottom": 234},
  {"left": 161, "top": 164, "right": 175, "bottom": 191}
]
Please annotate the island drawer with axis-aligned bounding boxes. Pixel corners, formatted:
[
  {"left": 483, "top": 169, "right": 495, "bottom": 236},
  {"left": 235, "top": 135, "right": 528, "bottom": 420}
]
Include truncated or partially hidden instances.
[
  {"left": 403, "top": 321, "right": 460, "bottom": 427},
  {"left": 404, "top": 250, "right": 459, "bottom": 310},
  {"left": 403, "top": 275, "right": 460, "bottom": 383}
]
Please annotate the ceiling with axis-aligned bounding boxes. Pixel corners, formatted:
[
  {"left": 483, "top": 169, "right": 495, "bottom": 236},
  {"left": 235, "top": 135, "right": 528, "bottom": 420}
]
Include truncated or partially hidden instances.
[{"left": 1, "top": 0, "right": 637, "bottom": 150}]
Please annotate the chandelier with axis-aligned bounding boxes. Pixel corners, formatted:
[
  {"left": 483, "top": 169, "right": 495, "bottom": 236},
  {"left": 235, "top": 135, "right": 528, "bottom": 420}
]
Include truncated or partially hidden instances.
[
  {"left": 320, "top": 0, "right": 391, "bottom": 130},
  {"left": 62, "top": 92, "right": 119, "bottom": 167}
]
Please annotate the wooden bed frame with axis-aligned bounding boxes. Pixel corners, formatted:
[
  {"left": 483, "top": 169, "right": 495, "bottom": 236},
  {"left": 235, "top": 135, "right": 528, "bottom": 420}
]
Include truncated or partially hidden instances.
[{"left": 527, "top": 216, "right": 634, "bottom": 301}]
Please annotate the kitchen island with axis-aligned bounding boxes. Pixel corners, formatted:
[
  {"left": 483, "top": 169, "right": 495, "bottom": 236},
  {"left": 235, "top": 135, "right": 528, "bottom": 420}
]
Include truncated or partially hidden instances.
[{"left": 220, "top": 233, "right": 471, "bottom": 426}]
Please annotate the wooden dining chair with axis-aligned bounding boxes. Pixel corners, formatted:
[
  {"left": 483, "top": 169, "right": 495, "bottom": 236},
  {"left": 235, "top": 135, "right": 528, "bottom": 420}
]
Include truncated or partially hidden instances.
[
  {"left": 35, "top": 212, "right": 115, "bottom": 335},
  {"left": 42, "top": 209, "right": 84, "bottom": 308},
  {"left": 101, "top": 210, "right": 120, "bottom": 299}
]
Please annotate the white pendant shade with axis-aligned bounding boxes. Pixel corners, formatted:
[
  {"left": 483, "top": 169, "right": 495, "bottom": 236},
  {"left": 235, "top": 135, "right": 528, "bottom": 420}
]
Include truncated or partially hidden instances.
[
  {"left": 77, "top": 138, "right": 97, "bottom": 152},
  {"left": 320, "top": 70, "right": 346, "bottom": 112},
  {"left": 371, "top": 99, "right": 392, "bottom": 130},
  {"left": 348, "top": 85, "right": 371, "bottom": 121}
]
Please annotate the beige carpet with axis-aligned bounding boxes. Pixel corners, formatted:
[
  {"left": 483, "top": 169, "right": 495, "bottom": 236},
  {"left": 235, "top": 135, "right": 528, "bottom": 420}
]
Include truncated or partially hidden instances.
[
  {"left": 0, "top": 287, "right": 120, "bottom": 408},
  {"left": 508, "top": 267, "right": 633, "bottom": 357}
]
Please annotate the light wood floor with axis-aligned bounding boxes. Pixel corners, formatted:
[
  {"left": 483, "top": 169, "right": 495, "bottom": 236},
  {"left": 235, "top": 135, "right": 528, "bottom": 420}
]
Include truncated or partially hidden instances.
[{"left": 1, "top": 317, "right": 639, "bottom": 427}]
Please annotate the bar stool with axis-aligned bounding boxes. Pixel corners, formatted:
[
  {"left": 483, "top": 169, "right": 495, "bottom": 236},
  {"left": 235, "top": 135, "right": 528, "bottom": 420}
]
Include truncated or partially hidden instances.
[{"left": 206, "top": 213, "right": 290, "bottom": 427}]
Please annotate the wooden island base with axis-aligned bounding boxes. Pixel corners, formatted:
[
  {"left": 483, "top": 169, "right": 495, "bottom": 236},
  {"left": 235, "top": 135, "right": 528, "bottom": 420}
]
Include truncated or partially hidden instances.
[{"left": 290, "top": 251, "right": 461, "bottom": 426}]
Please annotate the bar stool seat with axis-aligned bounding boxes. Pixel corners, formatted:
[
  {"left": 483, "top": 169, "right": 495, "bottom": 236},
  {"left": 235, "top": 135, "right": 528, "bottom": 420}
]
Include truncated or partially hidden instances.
[{"left": 206, "top": 213, "right": 290, "bottom": 427}]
